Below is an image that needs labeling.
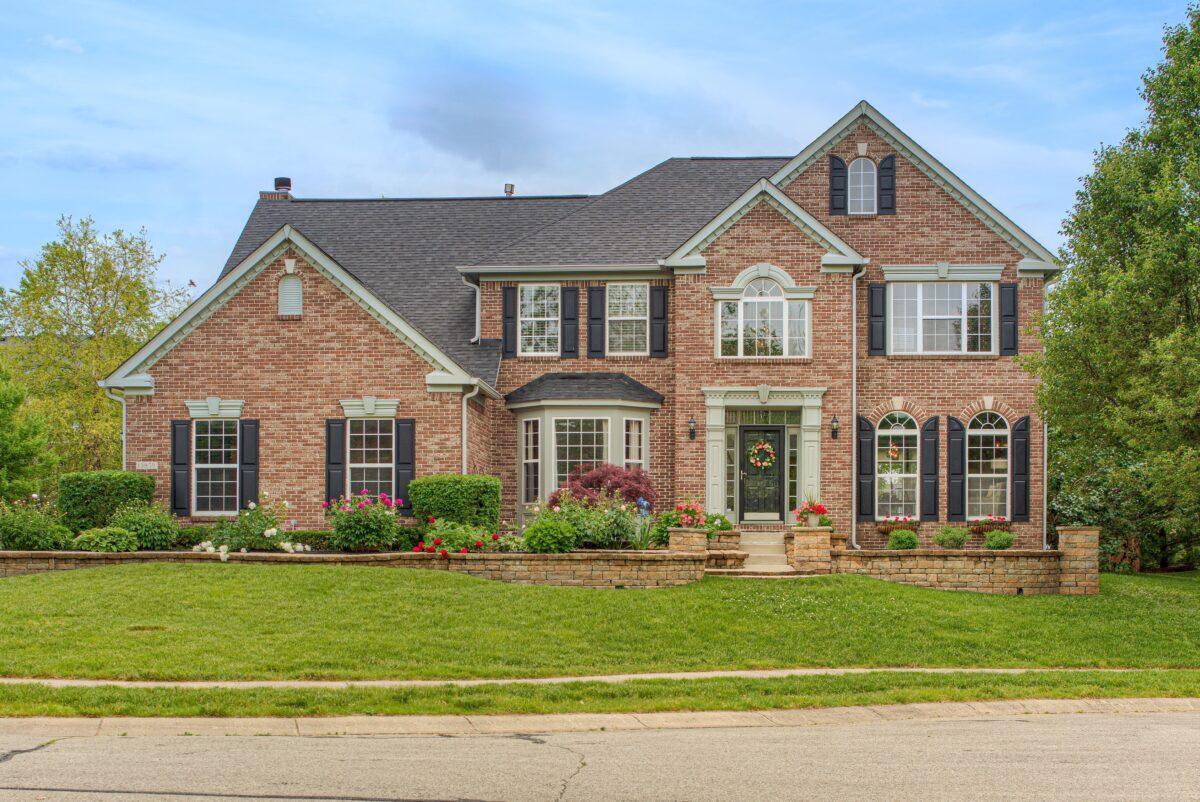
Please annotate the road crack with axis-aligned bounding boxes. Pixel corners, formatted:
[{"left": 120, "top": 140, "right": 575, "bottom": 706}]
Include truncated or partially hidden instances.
[{"left": 0, "top": 739, "right": 57, "bottom": 764}]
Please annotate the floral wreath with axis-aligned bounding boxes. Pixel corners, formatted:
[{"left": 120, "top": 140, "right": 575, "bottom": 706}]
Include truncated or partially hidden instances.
[{"left": 746, "top": 440, "right": 777, "bottom": 470}]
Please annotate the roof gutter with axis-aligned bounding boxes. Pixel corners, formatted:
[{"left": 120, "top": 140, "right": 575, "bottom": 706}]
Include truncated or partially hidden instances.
[{"left": 456, "top": 263, "right": 664, "bottom": 277}]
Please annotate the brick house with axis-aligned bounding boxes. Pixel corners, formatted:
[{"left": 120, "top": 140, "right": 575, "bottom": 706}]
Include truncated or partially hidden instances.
[{"left": 101, "top": 101, "right": 1059, "bottom": 551}]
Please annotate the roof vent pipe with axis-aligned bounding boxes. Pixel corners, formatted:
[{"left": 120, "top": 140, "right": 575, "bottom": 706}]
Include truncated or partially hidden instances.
[
  {"left": 504, "top": 183, "right": 514, "bottom": 197},
  {"left": 275, "top": 177, "right": 292, "bottom": 193}
]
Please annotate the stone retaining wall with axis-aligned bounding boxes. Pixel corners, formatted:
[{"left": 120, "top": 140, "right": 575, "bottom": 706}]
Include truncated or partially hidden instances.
[{"left": 0, "top": 549, "right": 706, "bottom": 589}]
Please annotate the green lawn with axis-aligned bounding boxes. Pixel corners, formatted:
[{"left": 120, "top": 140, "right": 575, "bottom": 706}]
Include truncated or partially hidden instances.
[
  {"left": 0, "top": 564, "right": 1197, "bottom": 680},
  {"left": 0, "top": 671, "right": 1197, "bottom": 718}
]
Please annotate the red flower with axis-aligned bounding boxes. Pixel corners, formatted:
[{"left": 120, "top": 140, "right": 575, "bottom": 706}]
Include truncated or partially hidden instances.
[
  {"left": 460, "top": 547, "right": 468, "bottom": 554},
  {"left": 440, "top": 549, "right": 448, "bottom": 557},
  {"left": 427, "top": 516, "right": 436, "bottom": 524},
  {"left": 491, "top": 533, "right": 499, "bottom": 541},
  {"left": 676, "top": 503, "right": 683, "bottom": 512},
  {"left": 475, "top": 540, "right": 483, "bottom": 548},
  {"left": 416, "top": 541, "right": 424, "bottom": 549},
  {"left": 424, "top": 546, "right": 435, "bottom": 553},
  {"left": 412, "top": 545, "right": 421, "bottom": 553},
  {"left": 433, "top": 537, "right": 442, "bottom": 546}
]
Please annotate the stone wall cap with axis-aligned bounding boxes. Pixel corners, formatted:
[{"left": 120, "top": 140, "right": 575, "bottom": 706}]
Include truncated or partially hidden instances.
[{"left": 834, "top": 548, "right": 1056, "bottom": 557}]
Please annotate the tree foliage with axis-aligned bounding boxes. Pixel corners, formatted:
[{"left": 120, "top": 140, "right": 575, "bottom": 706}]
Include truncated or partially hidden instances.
[
  {"left": 0, "top": 366, "right": 52, "bottom": 501},
  {"left": 0, "top": 217, "right": 189, "bottom": 473},
  {"left": 1029, "top": 7, "right": 1200, "bottom": 568}
]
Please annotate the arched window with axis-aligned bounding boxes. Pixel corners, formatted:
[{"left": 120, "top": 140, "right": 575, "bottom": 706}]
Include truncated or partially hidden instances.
[
  {"left": 967, "top": 412, "right": 1008, "bottom": 519},
  {"left": 278, "top": 274, "right": 303, "bottom": 317},
  {"left": 848, "top": 158, "right": 877, "bottom": 215},
  {"left": 876, "top": 412, "right": 918, "bottom": 519},
  {"left": 717, "top": 278, "right": 809, "bottom": 357}
]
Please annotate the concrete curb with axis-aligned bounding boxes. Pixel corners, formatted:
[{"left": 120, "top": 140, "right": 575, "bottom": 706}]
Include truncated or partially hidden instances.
[
  {"left": 0, "top": 698, "right": 1196, "bottom": 738},
  {"left": 0, "top": 665, "right": 1163, "bottom": 690}
]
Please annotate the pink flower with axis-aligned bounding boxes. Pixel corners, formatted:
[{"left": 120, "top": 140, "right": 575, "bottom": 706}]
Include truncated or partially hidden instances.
[
  {"left": 321, "top": 501, "right": 330, "bottom": 509},
  {"left": 360, "top": 488, "right": 369, "bottom": 495},
  {"left": 356, "top": 501, "right": 366, "bottom": 510}
]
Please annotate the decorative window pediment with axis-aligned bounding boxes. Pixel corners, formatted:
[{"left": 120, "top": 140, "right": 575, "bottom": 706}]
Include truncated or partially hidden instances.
[
  {"left": 339, "top": 396, "right": 399, "bottom": 418},
  {"left": 185, "top": 397, "right": 244, "bottom": 419}
]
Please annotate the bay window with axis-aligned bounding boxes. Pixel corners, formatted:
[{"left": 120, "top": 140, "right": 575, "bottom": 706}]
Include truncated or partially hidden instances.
[
  {"left": 554, "top": 418, "right": 608, "bottom": 486},
  {"left": 623, "top": 418, "right": 644, "bottom": 470},
  {"left": 889, "top": 282, "right": 994, "bottom": 354},
  {"left": 522, "top": 419, "right": 540, "bottom": 504}
]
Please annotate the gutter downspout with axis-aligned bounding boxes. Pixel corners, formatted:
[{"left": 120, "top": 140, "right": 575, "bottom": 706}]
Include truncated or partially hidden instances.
[
  {"left": 462, "top": 275, "right": 481, "bottom": 343},
  {"left": 103, "top": 388, "right": 127, "bottom": 470},
  {"left": 850, "top": 265, "right": 862, "bottom": 549},
  {"left": 1043, "top": 420, "right": 1050, "bottom": 549},
  {"left": 461, "top": 382, "right": 482, "bottom": 474}
]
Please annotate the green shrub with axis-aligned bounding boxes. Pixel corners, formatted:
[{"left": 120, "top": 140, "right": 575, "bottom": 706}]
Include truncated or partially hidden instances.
[
  {"left": 210, "top": 494, "right": 288, "bottom": 552},
  {"left": 0, "top": 502, "right": 71, "bottom": 550},
  {"left": 420, "top": 518, "right": 490, "bottom": 552},
  {"left": 933, "top": 526, "right": 970, "bottom": 549},
  {"left": 58, "top": 471, "right": 154, "bottom": 532},
  {"left": 108, "top": 501, "right": 178, "bottom": 550},
  {"left": 176, "top": 525, "right": 216, "bottom": 549},
  {"left": 409, "top": 474, "right": 500, "bottom": 530},
  {"left": 72, "top": 526, "right": 137, "bottom": 553},
  {"left": 818, "top": 514, "right": 833, "bottom": 528},
  {"left": 984, "top": 530, "right": 1015, "bottom": 550},
  {"left": 326, "top": 492, "right": 402, "bottom": 552},
  {"left": 287, "top": 530, "right": 333, "bottom": 551},
  {"left": 522, "top": 518, "right": 576, "bottom": 553},
  {"left": 887, "top": 529, "right": 919, "bottom": 549}
]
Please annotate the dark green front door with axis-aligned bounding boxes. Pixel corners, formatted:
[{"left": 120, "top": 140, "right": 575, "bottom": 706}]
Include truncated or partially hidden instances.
[{"left": 739, "top": 426, "right": 785, "bottom": 521}]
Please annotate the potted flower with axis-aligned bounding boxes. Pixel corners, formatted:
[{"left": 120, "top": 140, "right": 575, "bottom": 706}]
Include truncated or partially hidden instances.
[
  {"left": 795, "top": 495, "right": 828, "bottom": 528},
  {"left": 876, "top": 515, "right": 917, "bottom": 536},
  {"left": 968, "top": 514, "right": 1010, "bottom": 535}
]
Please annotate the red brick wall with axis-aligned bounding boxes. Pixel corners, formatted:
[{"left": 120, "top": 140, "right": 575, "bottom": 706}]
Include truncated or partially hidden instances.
[{"left": 125, "top": 249, "right": 465, "bottom": 528}]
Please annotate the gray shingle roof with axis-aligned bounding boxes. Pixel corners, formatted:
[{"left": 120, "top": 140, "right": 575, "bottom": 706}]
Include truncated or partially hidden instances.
[
  {"left": 505, "top": 372, "right": 664, "bottom": 406},
  {"left": 220, "top": 157, "right": 789, "bottom": 386}
]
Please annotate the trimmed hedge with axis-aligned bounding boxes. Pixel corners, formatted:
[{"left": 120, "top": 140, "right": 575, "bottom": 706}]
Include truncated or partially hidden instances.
[
  {"left": 409, "top": 474, "right": 500, "bottom": 530},
  {"left": 58, "top": 471, "right": 154, "bottom": 532}
]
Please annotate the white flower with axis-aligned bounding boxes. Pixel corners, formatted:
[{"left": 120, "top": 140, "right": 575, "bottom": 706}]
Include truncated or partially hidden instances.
[
  {"left": 239, "top": 548, "right": 247, "bottom": 554},
  {"left": 247, "top": 502, "right": 257, "bottom": 510},
  {"left": 281, "top": 542, "right": 294, "bottom": 553},
  {"left": 262, "top": 490, "right": 269, "bottom": 498},
  {"left": 219, "top": 551, "right": 230, "bottom": 562},
  {"left": 30, "top": 493, "right": 38, "bottom": 500},
  {"left": 205, "top": 545, "right": 215, "bottom": 553},
  {"left": 264, "top": 528, "right": 278, "bottom": 539},
  {"left": 304, "top": 544, "right": 312, "bottom": 552},
  {"left": 283, "top": 501, "right": 290, "bottom": 509},
  {"left": 218, "top": 544, "right": 228, "bottom": 553}
]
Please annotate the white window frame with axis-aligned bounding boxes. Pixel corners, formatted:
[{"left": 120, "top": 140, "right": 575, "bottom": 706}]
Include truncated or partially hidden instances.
[
  {"left": 716, "top": 280, "right": 811, "bottom": 359},
  {"left": 346, "top": 418, "right": 395, "bottom": 498},
  {"left": 517, "top": 283, "right": 561, "bottom": 357},
  {"left": 606, "top": 282, "right": 650, "bottom": 356},
  {"left": 192, "top": 419, "right": 239, "bottom": 517},
  {"left": 848, "top": 157, "right": 877, "bottom": 215},
  {"left": 888, "top": 282, "right": 997, "bottom": 355},
  {"left": 967, "top": 412, "right": 1009, "bottom": 521},
  {"left": 521, "top": 418, "right": 540, "bottom": 504},
  {"left": 552, "top": 417, "right": 609, "bottom": 487},
  {"left": 623, "top": 417, "right": 645, "bottom": 470},
  {"left": 875, "top": 412, "right": 919, "bottom": 521}
]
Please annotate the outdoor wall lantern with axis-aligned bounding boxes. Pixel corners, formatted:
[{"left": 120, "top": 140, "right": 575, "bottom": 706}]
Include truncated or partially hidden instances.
[
  {"left": 830, "top": 415, "right": 840, "bottom": 439},
  {"left": 688, "top": 416, "right": 697, "bottom": 440}
]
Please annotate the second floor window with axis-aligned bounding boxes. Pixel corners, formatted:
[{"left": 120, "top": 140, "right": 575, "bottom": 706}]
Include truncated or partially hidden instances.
[
  {"left": 518, "top": 284, "right": 560, "bottom": 355},
  {"left": 607, "top": 283, "right": 649, "bottom": 355},
  {"left": 718, "top": 278, "right": 810, "bottom": 358},
  {"left": 848, "top": 158, "right": 877, "bottom": 215},
  {"left": 889, "top": 282, "right": 994, "bottom": 354}
]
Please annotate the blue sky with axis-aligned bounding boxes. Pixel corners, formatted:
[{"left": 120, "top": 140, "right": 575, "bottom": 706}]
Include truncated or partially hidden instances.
[{"left": 0, "top": 1, "right": 1188, "bottom": 291}]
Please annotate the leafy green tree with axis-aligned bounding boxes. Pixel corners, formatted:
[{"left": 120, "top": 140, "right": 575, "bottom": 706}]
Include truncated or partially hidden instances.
[
  {"left": 1028, "top": 6, "right": 1200, "bottom": 568},
  {"left": 0, "top": 217, "right": 189, "bottom": 473},
  {"left": 0, "top": 366, "right": 53, "bottom": 501}
]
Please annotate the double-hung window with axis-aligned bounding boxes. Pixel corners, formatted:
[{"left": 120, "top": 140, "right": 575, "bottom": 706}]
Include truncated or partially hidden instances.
[
  {"left": 967, "top": 412, "right": 1009, "bottom": 519},
  {"left": 518, "top": 284, "right": 560, "bottom": 355},
  {"left": 623, "top": 419, "right": 644, "bottom": 470},
  {"left": 607, "top": 283, "right": 649, "bottom": 355},
  {"left": 718, "top": 278, "right": 810, "bottom": 358},
  {"left": 348, "top": 419, "right": 393, "bottom": 497},
  {"left": 889, "top": 282, "right": 994, "bottom": 354},
  {"left": 522, "top": 419, "right": 540, "bottom": 504},
  {"left": 554, "top": 418, "right": 608, "bottom": 486},
  {"left": 875, "top": 412, "right": 918, "bottom": 519},
  {"left": 193, "top": 419, "right": 238, "bottom": 514}
]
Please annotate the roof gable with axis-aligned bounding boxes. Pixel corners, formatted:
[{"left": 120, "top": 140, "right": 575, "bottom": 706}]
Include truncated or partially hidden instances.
[{"left": 769, "top": 101, "right": 1058, "bottom": 268}]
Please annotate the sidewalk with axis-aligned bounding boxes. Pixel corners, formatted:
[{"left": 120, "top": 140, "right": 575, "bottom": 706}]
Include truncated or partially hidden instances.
[{"left": 0, "top": 697, "right": 1196, "bottom": 737}]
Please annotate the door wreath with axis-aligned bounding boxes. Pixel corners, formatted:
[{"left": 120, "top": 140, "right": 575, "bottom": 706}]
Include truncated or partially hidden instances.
[{"left": 746, "top": 440, "right": 777, "bottom": 471}]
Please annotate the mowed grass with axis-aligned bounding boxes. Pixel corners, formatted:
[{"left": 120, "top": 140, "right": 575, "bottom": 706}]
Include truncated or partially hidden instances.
[
  {"left": 0, "top": 564, "right": 1197, "bottom": 680},
  {"left": 1, "top": 671, "right": 1197, "bottom": 718}
]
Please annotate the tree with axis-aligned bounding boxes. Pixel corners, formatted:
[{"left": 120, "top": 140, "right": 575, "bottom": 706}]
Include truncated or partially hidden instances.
[
  {"left": 0, "top": 366, "right": 52, "bottom": 501},
  {"left": 0, "top": 217, "right": 189, "bottom": 473},
  {"left": 1027, "top": 6, "right": 1200, "bottom": 568}
]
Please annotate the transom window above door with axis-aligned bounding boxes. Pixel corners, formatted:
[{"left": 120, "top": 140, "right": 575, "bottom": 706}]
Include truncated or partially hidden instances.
[
  {"left": 518, "top": 284, "right": 560, "bottom": 355},
  {"left": 606, "top": 283, "right": 649, "bottom": 355},
  {"left": 718, "top": 278, "right": 810, "bottom": 358},
  {"left": 889, "top": 282, "right": 994, "bottom": 354}
]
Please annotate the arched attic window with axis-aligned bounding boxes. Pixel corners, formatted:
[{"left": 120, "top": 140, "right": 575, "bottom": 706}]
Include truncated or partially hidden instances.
[
  {"left": 848, "top": 157, "right": 877, "bottom": 215},
  {"left": 278, "top": 274, "right": 303, "bottom": 317}
]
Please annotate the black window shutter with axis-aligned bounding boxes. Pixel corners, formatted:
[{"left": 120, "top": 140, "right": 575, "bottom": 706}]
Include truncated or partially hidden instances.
[
  {"left": 238, "top": 420, "right": 259, "bottom": 510},
  {"left": 856, "top": 416, "right": 875, "bottom": 521},
  {"left": 560, "top": 286, "right": 579, "bottom": 358},
  {"left": 587, "top": 285, "right": 606, "bottom": 358},
  {"left": 1011, "top": 416, "right": 1030, "bottom": 521},
  {"left": 325, "top": 419, "right": 346, "bottom": 503},
  {"left": 999, "top": 283, "right": 1018, "bottom": 355},
  {"left": 878, "top": 154, "right": 896, "bottom": 214},
  {"left": 920, "top": 417, "right": 939, "bottom": 521},
  {"left": 947, "top": 417, "right": 966, "bottom": 521},
  {"left": 501, "top": 287, "right": 517, "bottom": 358},
  {"left": 650, "top": 285, "right": 668, "bottom": 358},
  {"left": 829, "top": 155, "right": 847, "bottom": 215},
  {"left": 394, "top": 418, "right": 416, "bottom": 515},
  {"left": 170, "top": 420, "right": 190, "bottom": 517},
  {"left": 867, "top": 283, "right": 887, "bottom": 355}
]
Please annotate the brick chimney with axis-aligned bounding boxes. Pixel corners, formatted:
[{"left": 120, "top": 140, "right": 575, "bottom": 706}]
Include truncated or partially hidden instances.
[{"left": 260, "top": 176, "right": 292, "bottom": 201}]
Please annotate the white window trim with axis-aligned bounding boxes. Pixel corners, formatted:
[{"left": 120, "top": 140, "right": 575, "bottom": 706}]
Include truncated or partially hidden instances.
[
  {"left": 848, "top": 157, "right": 877, "bottom": 216},
  {"left": 339, "top": 397, "right": 399, "bottom": 418},
  {"left": 715, "top": 296, "right": 812, "bottom": 359},
  {"left": 521, "top": 418, "right": 540, "bottom": 505},
  {"left": 345, "top": 418, "right": 395, "bottom": 498},
  {"left": 191, "top": 418, "right": 239, "bottom": 517},
  {"left": 551, "top": 416, "right": 610, "bottom": 487},
  {"left": 517, "top": 283, "right": 561, "bottom": 357},
  {"left": 887, "top": 282, "right": 998, "bottom": 356},
  {"left": 606, "top": 282, "right": 650, "bottom": 357},
  {"left": 622, "top": 417, "right": 646, "bottom": 470},
  {"left": 966, "top": 413, "right": 1010, "bottom": 521},
  {"left": 874, "top": 413, "right": 919, "bottom": 521},
  {"left": 185, "top": 397, "right": 244, "bottom": 419}
]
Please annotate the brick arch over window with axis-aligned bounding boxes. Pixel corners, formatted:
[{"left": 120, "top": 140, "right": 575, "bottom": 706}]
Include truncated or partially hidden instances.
[
  {"left": 956, "top": 397, "right": 1019, "bottom": 424},
  {"left": 865, "top": 397, "right": 931, "bottom": 426}
]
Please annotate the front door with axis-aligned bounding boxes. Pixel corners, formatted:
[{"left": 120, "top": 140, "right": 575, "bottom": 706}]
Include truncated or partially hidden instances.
[{"left": 739, "top": 426, "right": 785, "bottom": 522}]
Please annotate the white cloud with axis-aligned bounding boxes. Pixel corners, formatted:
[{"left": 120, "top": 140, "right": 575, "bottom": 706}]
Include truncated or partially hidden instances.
[{"left": 42, "top": 35, "right": 83, "bottom": 53}]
